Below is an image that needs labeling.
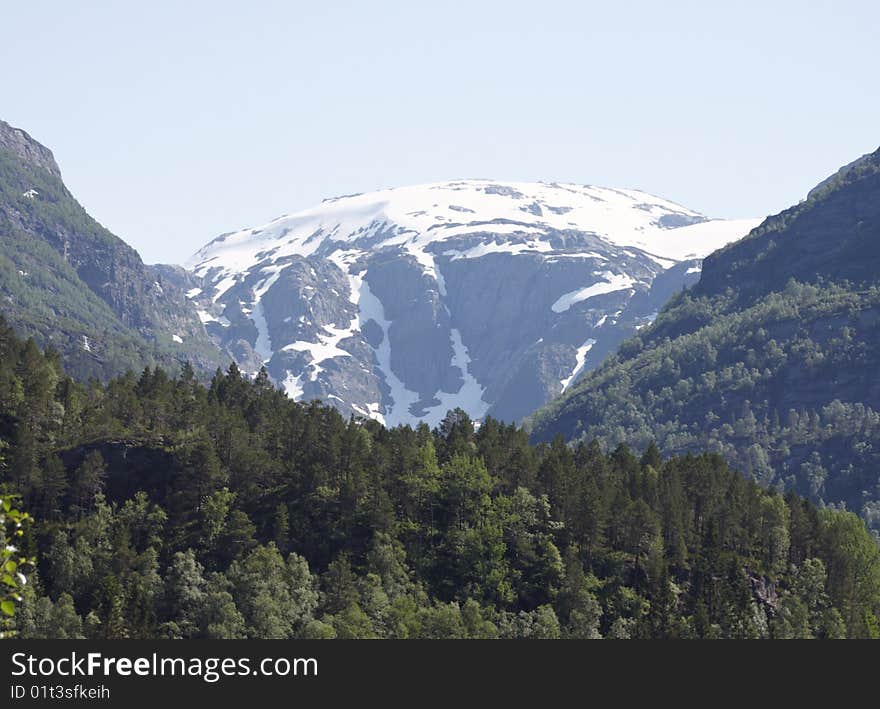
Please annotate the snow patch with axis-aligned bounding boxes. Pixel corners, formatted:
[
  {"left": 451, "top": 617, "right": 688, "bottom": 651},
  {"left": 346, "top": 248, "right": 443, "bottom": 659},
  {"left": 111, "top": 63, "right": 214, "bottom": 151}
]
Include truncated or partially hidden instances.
[
  {"left": 281, "top": 319, "right": 356, "bottom": 381},
  {"left": 551, "top": 272, "right": 635, "bottom": 313},
  {"left": 352, "top": 401, "right": 386, "bottom": 426},
  {"left": 427, "top": 328, "right": 489, "bottom": 422},
  {"left": 251, "top": 303, "right": 272, "bottom": 362},
  {"left": 282, "top": 373, "right": 304, "bottom": 400},
  {"left": 197, "top": 310, "right": 230, "bottom": 327},
  {"left": 560, "top": 339, "right": 596, "bottom": 392},
  {"left": 443, "top": 238, "right": 553, "bottom": 260},
  {"left": 250, "top": 269, "right": 283, "bottom": 362},
  {"left": 355, "top": 275, "right": 421, "bottom": 426},
  {"left": 212, "top": 276, "right": 238, "bottom": 302}
]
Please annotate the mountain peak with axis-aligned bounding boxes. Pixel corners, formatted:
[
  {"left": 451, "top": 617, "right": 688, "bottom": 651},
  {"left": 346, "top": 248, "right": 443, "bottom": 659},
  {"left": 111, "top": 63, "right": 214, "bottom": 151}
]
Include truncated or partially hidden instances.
[
  {"left": 187, "top": 180, "right": 759, "bottom": 425},
  {"left": 0, "top": 119, "right": 62, "bottom": 179}
]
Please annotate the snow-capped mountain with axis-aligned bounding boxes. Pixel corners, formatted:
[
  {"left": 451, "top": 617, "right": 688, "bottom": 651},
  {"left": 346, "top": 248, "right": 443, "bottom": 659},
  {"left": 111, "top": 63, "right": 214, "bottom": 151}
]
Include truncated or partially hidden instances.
[{"left": 186, "top": 180, "right": 759, "bottom": 425}]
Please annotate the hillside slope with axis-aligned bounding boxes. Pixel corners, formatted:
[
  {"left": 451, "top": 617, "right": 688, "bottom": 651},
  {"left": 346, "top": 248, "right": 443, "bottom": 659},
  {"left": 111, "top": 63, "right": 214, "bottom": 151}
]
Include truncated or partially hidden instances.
[
  {"left": 0, "top": 119, "right": 224, "bottom": 379},
  {"left": 529, "top": 147, "right": 880, "bottom": 536}
]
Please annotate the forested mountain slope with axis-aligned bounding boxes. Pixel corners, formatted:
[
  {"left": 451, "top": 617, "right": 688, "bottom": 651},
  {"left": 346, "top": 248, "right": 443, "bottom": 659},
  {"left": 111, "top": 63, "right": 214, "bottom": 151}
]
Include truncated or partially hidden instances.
[
  {"left": 0, "top": 318, "right": 877, "bottom": 638},
  {"left": 529, "top": 147, "right": 880, "bottom": 537},
  {"left": 0, "top": 119, "right": 225, "bottom": 380}
]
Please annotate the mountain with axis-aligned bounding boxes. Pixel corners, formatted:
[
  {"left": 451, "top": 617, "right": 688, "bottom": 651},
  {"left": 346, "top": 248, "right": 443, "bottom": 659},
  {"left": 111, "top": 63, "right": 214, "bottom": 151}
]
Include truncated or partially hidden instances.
[
  {"left": 0, "top": 119, "right": 225, "bottom": 380},
  {"left": 528, "top": 147, "right": 880, "bottom": 536},
  {"left": 187, "top": 180, "right": 758, "bottom": 425}
]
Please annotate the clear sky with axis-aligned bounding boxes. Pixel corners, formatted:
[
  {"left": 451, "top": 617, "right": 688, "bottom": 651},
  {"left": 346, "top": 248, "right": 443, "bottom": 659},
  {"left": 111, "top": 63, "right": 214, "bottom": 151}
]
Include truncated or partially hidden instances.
[{"left": 3, "top": 1, "right": 879, "bottom": 264}]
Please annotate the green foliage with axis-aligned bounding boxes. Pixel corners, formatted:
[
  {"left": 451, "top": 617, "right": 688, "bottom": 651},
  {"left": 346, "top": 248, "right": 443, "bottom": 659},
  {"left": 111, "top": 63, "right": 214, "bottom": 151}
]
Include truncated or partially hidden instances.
[
  {"left": 0, "top": 321, "right": 876, "bottom": 639},
  {"left": 0, "top": 494, "right": 36, "bottom": 636}
]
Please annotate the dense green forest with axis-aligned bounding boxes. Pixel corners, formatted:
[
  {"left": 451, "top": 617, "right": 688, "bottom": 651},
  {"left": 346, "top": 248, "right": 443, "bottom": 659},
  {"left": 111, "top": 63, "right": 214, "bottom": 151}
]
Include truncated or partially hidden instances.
[
  {"left": 529, "top": 148, "right": 880, "bottom": 539},
  {"left": 0, "top": 316, "right": 877, "bottom": 639}
]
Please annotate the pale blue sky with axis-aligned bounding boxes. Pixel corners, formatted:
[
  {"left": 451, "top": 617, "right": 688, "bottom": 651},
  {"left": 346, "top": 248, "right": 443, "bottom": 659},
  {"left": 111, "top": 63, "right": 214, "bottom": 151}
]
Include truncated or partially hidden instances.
[{"left": 3, "top": 1, "right": 879, "bottom": 264}]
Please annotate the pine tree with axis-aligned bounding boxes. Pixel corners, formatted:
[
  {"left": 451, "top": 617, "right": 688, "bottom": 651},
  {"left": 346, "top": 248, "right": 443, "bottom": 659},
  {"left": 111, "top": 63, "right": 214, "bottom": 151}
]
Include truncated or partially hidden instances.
[{"left": 70, "top": 450, "right": 106, "bottom": 516}]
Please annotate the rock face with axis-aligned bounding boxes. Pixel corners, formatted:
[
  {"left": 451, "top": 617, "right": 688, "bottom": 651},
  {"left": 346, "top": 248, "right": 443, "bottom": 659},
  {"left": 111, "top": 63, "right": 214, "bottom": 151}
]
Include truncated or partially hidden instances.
[
  {"left": 188, "top": 181, "right": 758, "bottom": 424},
  {"left": 0, "top": 119, "right": 225, "bottom": 380}
]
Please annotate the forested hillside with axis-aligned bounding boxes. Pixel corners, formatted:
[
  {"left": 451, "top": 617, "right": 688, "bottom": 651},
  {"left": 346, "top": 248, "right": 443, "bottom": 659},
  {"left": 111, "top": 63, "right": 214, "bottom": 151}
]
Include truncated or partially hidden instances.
[
  {"left": 529, "top": 147, "right": 880, "bottom": 538},
  {"left": 1, "top": 317, "right": 877, "bottom": 639}
]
